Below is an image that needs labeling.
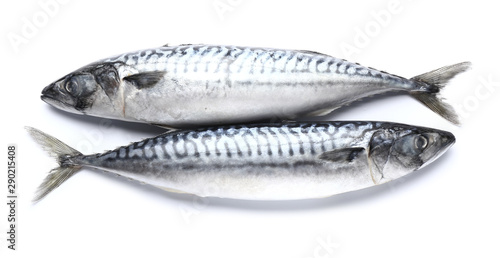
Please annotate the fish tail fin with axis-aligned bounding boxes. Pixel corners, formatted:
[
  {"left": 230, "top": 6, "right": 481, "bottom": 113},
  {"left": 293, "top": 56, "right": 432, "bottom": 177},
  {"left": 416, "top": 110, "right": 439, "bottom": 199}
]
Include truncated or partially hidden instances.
[
  {"left": 410, "top": 61, "right": 471, "bottom": 125},
  {"left": 25, "top": 126, "right": 83, "bottom": 203}
]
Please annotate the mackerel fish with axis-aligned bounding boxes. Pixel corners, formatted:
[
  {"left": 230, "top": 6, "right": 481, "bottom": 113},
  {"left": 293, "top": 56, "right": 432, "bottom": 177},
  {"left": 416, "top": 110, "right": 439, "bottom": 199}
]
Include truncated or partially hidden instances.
[
  {"left": 27, "top": 121, "right": 455, "bottom": 202},
  {"left": 41, "top": 44, "right": 470, "bottom": 127}
]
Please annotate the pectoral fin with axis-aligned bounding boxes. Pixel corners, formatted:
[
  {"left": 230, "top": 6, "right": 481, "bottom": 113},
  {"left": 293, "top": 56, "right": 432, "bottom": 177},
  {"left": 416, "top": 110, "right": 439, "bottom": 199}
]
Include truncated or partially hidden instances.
[
  {"left": 123, "top": 71, "right": 166, "bottom": 89},
  {"left": 318, "top": 148, "right": 366, "bottom": 163}
]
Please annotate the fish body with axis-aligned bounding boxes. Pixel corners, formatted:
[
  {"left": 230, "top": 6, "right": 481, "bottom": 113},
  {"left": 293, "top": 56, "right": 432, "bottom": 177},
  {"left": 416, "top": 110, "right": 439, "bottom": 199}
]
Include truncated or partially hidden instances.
[
  {"left": 41, "top": 44, "right": 470, "bottom": 127},
  {"left": 27, "top": 121, "right": 455, "bottom": 202}
]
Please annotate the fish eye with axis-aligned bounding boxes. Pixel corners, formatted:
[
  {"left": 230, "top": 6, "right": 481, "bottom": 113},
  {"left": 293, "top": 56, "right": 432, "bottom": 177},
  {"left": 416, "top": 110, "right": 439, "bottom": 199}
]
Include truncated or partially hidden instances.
[
  {"left": 65, "top": 78, "right": 81, "bottom": 96},
  {"left": 414, "top": 135, "right": 428, "bottom": 151}
]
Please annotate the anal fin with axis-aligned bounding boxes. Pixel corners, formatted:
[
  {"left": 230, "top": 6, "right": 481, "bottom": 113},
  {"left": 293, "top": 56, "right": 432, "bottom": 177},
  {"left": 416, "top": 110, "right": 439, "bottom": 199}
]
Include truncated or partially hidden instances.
[
  {"left": 156, "top": 186, "right": 193, "bottom": 195},
  {"left": 150, "top": 123, "right": 178, "bottom": 131},
  {"left": 305, "top": 107, "right": 338, "bottom": 117}
]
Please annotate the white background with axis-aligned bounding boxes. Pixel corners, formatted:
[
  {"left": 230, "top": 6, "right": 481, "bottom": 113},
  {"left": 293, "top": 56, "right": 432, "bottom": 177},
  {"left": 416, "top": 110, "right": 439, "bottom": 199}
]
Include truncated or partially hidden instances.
[{"left": 1, "top": 1, "right": 499, "bottom": 257}]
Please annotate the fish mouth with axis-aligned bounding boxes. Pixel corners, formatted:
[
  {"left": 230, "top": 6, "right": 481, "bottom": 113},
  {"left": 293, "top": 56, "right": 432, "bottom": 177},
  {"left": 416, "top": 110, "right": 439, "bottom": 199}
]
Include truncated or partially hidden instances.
[
  {"left": 41, "top": 94, "right": 63, "bottom": 105},
  {"left": 440, "top": 131, "right": 456, "bottom": 150},
  {"left": 41, "top": 87, "right": 65, "bottom": 106},
  {"left": 420, "top": 131, "right": 455, "bottom": 169},
  {"left": 41, "top": 84, "right": 79, "bottom": 113},
  {"left": 41, "top": 95, "right": 82, "bottom": 115},
  {"left": 41, "top": 83, "right": 60, "bottom": 99}
]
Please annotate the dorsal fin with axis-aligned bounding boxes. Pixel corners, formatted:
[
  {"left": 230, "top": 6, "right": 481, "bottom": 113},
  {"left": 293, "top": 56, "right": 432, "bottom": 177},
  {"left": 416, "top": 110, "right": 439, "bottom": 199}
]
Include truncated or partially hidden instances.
[
  {"left": 162, "top": 43, "right": 196, "bottom": 47},
  {"left": 299, "top": 49, "right": 331, "bottom": 56}
]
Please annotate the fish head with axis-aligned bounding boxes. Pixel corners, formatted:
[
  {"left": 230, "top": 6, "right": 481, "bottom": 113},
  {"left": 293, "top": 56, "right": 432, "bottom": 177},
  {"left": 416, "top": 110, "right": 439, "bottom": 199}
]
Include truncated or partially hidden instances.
[
  {"left": 41, "top": 63, "right": 121, "bottom": 117},
  {"left": 369, "top": 125, "right": 455, "bottom": 184},
  {"left": 42, "top": 72, "right": 99, "bottom": 114}
]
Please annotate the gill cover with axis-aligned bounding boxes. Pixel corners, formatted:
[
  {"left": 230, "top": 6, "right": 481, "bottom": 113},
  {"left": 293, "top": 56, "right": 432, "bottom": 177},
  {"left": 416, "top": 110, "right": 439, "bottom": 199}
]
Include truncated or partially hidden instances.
[
  {"left": 91, "top": 63, "right": 121, "bottom": 99},
  {"left": 367, "top": 128, "right": 454, "bottom": 185},
  {"left": 368, "top": 129, "right": 395, "bottom": 185}
]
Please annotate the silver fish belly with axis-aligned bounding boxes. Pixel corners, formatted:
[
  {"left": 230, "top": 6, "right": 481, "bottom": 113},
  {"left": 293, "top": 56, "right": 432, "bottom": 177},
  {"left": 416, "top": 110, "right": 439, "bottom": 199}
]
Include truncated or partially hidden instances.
[
  {"left": 27, "top": 122, "right": 455, "bottom": 202},
  {"left": 41, "top": 44, "right": 470, "bottom": 126}
]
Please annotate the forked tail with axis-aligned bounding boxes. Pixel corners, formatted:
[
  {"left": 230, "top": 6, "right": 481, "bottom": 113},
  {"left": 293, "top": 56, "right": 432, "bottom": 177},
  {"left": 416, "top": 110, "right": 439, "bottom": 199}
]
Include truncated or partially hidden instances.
[
  {"left": 410, "top": 62, "right": 471, "bottom": 125},
  {"left": 26, "top": 127, "right": 83, "bottom": 203}
]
